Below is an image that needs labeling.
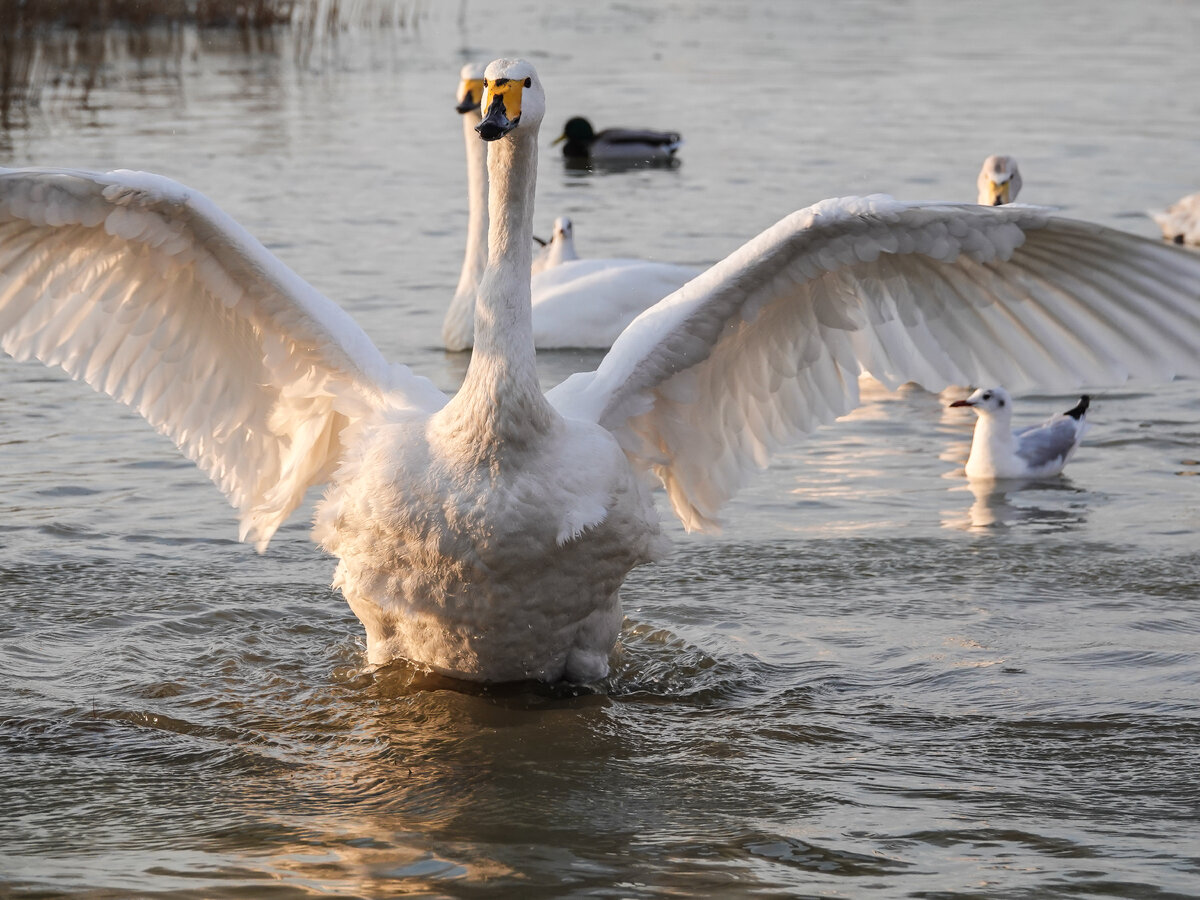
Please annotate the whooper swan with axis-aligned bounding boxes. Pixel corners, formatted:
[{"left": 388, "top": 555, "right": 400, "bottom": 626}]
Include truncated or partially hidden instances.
[{"left": 4, "top": 58, "right": 1200, "bottom": 683}]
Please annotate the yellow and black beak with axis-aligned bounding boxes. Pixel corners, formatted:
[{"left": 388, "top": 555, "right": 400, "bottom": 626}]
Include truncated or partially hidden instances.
[
  {"left": 476, "top": 77, "right": 526, "bottom": 141},
  {"left": 455, "top": 78, "right": 484, "bottom": 114},
  {"left": 984, "top": 179, "right": 1012, "bottom": 206}
]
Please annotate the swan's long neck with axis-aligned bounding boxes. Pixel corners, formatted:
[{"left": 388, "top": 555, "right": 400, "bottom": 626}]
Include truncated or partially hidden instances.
[
  {"left": 443, "top": 111, "right": 490, "bottom": 351},
  {"left": 439, "top": 126, "right": 554, "bottom": 449}
]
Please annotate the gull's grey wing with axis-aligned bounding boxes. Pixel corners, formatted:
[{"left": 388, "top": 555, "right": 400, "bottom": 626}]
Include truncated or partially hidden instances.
[{"left": 1014, "top": 417, "right": 1085, "bottom": 471}]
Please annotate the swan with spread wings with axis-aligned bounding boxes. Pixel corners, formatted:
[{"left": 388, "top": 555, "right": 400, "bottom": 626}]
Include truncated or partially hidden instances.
[{"left": 4, "top": 58, "right": 1200, "bottom": 683}]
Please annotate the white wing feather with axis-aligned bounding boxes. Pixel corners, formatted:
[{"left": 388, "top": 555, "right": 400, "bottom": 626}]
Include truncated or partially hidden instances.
[
  {"left": 548, "top": 196, "right": 1200, "bottom": 531},
  {"left": 0, "top": 167, "right": 446, "bottom": 550}
]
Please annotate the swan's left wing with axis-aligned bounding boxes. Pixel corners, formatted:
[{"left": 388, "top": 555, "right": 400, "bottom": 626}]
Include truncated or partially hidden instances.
[
  {"left": 0, "top": 167, "right": 446, "bottom": 550},
  {"left": 547, "top": 196, "right": 1200, "bottom": 531}
]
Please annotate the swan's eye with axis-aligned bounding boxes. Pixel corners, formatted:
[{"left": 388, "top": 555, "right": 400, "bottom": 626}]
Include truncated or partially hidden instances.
[
  {"left": 482, "top": 79, "right": 488, "bottom": 88},
  {"left": 524, "top": 77, "right": 532, "bottom": 88},
  {"left": 982, "top": 391, "right": 992, "bottom": 400}
]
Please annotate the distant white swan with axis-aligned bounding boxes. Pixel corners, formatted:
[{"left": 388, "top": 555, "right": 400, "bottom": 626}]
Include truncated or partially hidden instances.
[
  {"left": 977, "top": 155, "right": 1022, "bottom": 206},
  {"left": 6, "top": 58, "right": 1200, "bottom": 683},
  {"left": 1150, "top": 191, "right": 1200, "bottom": 246},
  {"left": 527, "top": 221, "right": 700, "bottom": 349},
  {"left": 444, "top": 70, "right": 698, "bottom": 352},
  {"left": 950, "top": 388, "right": 1089, "bottom": 478}
]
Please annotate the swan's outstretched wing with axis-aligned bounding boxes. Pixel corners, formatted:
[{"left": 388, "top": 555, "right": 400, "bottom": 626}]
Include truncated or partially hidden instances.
[
  {"left": 547, "top": 195, "right": 1200, "bottom": 531},
  {"left": 0, "top": 167, "right": 446, "bottom": 549}
]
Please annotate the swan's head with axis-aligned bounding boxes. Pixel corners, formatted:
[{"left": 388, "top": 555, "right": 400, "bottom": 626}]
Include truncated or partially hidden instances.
[
  {"left": 476, "top": 58, "right": 545, "bottom": 142},
  {"left": 977, "top": 155, "right": 1022, "bottom": 206},
  {"left": 456, "top": 62, "right": 487, "bottom": 115},
  {"left": 552, "top": 216, "right": 573, "bottom": 243},
  {"left": 949, "top": 386, "right": 1012, "bottom": 418}
]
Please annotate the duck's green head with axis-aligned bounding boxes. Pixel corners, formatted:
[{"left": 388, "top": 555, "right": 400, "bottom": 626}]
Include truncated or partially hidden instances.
[{"left": 553, "top": 117, "right": 595, "bottom": 146}]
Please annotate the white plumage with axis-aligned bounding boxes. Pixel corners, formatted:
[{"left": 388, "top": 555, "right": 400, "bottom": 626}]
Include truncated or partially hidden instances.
[
  {"left": 5, "top": 58, "right": 1200, "bottom": 682},
  {"left": 977, "top": 155, "right": 1023, "bottom": 206},
  {"left": 531, "top": 215, "right": 579, "bottom": 274},
  {"left": 443, "top": 68, "right": 698, "bottom": 352},
  {"left": 1150, "top": 191, "right": 1200, "bottom": 246},
  {"left": 950, "top": 387, "right": 1089, "bottom": 479}
]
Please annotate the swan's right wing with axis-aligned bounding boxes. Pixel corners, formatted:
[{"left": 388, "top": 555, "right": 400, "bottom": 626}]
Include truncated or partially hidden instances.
[
  {"left": 548, "top": 196, "right": 1200, "bottom": 531},
  {"left": 0, "top": 167, "right": 446, "bottom": 550}
]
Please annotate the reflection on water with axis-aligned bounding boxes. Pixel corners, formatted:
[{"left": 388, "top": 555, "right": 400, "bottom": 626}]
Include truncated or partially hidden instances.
[
  {"left": 942, "top": 477, "right": 1091, "bottom": 532},
  {"left": 0, "top": 0, "right": 419, "bottom": 131}
]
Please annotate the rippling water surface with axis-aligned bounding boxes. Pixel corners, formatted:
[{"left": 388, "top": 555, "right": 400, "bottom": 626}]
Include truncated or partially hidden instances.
[{"left": 2, "top": 1, "right": 1199, "bottom": 897}]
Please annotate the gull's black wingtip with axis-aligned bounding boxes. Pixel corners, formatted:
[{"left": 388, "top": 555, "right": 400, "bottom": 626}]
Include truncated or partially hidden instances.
[{"left": 1064, "top": 395, "right": 1091, "bottom": 420}]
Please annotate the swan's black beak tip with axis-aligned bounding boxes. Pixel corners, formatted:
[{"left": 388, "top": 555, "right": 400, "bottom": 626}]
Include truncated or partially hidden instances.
[
  {"left": 476, "top": 91, "right": 519, "bottom": 141},
  {"left": 476, "top": 119, "right": 511, "bottom": 141}
]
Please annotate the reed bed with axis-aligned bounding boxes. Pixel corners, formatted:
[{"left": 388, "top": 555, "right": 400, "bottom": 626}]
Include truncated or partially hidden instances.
[{"left": 0, "top": 0, "right": 419, "bottom": 126}]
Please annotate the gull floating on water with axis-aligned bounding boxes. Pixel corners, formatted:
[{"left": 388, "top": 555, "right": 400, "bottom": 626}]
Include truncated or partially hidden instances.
[
  {"left": 5, "top": 58, "right": 1200, "bottom": 683},
  {"left": 950, "top": 388, "right": 1089, "bottom": 479},
  {"left": 552, "top": 116, "right": 682, "bottom": 162},
  {"left": 977, "top": 155, "right": 1023, "bottom": 206},
  {"left": 444, "top": 68, "right": 697, "bottom": 351},
  {"left": 1150, "top": 191, "right": 1200, "bottom": 246},
  {"left": 531, "top": 216, "right": 578, "bottom": 274}
]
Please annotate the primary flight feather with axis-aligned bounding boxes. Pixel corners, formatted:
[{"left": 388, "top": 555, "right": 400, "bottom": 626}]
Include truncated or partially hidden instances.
[{"left": 4, "top": 58, "right": 1200, "bottom": 683}]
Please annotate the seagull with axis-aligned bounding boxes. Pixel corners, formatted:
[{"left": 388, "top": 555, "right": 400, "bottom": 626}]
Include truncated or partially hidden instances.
[
  {"left": 531, "top": 215, "right": 578, "bottom": 274},
  {"left": 552, "top": 116, "right": 682, "bottom": 162},
  {"left": 1150, "top": 191, "right": 1200, "bottom": 246},
  {"left": 444, "top": 70, "right": 698, "bottom": 351},
  {"left": 4, "top": 57, "right": 1200, "bottom": 683},
  {"left": 950, "top": 388, "right": 1090, "bottom": 479},
  {"left": 977, "top": 155, "right": 1023, "bottom": 206}
]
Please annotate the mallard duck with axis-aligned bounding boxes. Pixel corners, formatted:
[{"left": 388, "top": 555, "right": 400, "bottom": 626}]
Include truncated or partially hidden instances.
[
  {"left": 5, "top": 59, "right": 1200, "bottom": 683},
  {"left": 950, "top": 388, "right": 1089, "bottom": 478},
  {"left": 552, "top": 116, "right": 681, "bottom": 162}
]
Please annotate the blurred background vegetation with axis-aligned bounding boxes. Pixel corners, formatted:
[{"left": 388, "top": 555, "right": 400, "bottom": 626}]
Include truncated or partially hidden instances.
[{"left": 0, "top": 0, "right": 420, "bottom": 127}]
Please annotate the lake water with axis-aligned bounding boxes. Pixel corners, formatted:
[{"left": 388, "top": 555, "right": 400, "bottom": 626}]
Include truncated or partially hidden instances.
[{"left": 2, "top": 1, "right": 1200, "bottom": 897}]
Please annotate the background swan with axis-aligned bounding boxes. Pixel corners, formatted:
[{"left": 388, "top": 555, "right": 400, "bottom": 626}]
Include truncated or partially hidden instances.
[
  {"left": 950, "top": 388, "right": 1089, "bottom": 478},
  {"left": 977, "top": 155, "right": 1022, "bottom": 205},
  {"left": 5, "top": 58, "right": 1200, "bottom": 683},
  {"left": 1150, "top": 191, "right": 1200, "bottom": 246},
  {"left": 444, "top": 62, "right": 490, "bottom": 352},
  {"left": 445, "top": 71, "right": 699, "bottom": 352}
]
